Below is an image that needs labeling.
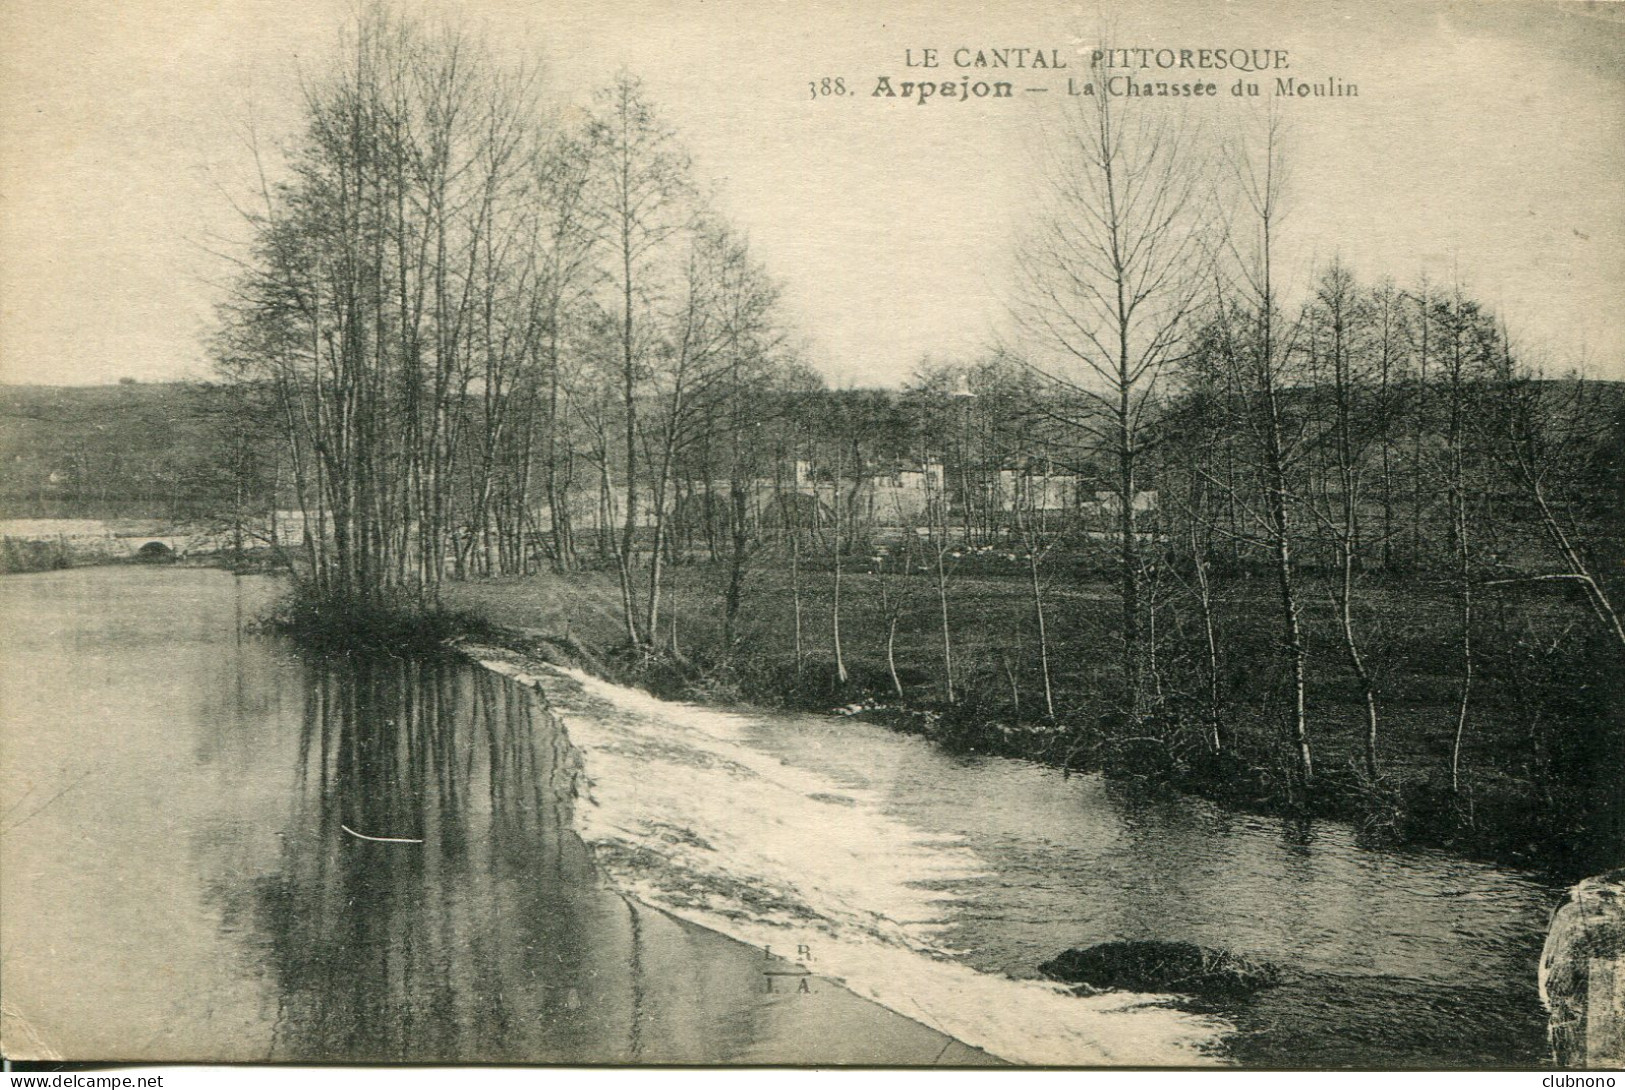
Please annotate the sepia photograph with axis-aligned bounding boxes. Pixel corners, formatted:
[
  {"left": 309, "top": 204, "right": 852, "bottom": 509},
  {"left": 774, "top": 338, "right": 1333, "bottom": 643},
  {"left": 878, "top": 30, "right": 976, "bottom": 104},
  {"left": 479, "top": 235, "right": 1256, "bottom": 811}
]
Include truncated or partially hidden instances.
[{"left": 1, "top": 0, "right": 1622, "bottom": 1076}]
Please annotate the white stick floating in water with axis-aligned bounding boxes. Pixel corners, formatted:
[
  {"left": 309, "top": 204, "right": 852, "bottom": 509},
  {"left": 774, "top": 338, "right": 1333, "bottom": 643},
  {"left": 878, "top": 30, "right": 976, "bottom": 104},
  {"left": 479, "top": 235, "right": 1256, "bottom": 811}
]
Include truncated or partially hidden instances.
[{"left": 340, "top": 823, "right": 424, "bottom": 844}]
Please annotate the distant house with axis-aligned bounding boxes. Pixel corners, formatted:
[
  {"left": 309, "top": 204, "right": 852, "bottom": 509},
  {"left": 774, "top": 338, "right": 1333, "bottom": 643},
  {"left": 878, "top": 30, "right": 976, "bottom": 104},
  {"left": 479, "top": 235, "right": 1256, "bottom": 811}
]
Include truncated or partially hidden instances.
[
  {"left": 661, "top": 460, "right": 950, "bottom": 533},
  {"left": 855, "top": 463, "right": 944, "bottom": 525},
  {"left": 1082, "top": 489, "right": 1160, "bottom": 516},
  {"left": 995, "top": 468, "right": 1078, "bottom": 514},
  {"left": 272, "top": 509, "right": 320, "bottom": 547}
]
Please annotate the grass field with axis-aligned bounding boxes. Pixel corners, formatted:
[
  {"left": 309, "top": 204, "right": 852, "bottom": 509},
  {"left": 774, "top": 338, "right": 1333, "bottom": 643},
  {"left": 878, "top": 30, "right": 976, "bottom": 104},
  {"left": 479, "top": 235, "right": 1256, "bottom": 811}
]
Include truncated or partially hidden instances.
[{"left": 441, "top": 554, "right": 1623, "bottom": 879}]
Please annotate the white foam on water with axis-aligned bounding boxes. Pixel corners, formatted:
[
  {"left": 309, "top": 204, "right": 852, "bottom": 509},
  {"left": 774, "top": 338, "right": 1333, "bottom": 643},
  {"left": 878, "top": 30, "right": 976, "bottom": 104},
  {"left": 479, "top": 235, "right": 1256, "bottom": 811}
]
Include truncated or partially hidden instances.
[{"left": 480, "top": 657, "right": 1229, "bottom": 1067}]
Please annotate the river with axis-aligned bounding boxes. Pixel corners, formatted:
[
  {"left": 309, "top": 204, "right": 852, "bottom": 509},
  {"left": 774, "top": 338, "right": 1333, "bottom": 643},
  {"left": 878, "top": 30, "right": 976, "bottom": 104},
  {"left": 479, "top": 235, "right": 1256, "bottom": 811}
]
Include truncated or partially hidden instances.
[{"left": 1, "top": 567, "right": 1559, "bottom": 1066}]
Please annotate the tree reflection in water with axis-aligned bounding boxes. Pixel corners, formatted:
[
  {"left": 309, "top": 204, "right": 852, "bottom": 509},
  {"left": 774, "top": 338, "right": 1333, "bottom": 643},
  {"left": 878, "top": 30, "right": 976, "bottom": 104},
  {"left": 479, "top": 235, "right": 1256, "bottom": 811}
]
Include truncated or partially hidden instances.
[{"left": 245, "top": 655, "right": 759, "bottom": 1063}]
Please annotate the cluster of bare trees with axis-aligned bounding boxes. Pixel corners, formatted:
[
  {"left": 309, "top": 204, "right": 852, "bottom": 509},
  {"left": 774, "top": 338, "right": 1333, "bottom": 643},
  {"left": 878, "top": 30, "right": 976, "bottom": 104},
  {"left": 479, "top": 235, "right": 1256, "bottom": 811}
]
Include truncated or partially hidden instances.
[
  {"left": 217, "top": 9, "right": 798, "bottom": 643},
  {"left": 753, "top": 266, "right": 1618, "bottom": 803},
  {"left": 1153, "top": 264, "right": 1621, "bottom": 792},
  {"left": 218, "top": 17, "right": 1621, "bottom": 807},
  {"left": 1009, "top": 88, "right": 1622, "bottom": 797}
]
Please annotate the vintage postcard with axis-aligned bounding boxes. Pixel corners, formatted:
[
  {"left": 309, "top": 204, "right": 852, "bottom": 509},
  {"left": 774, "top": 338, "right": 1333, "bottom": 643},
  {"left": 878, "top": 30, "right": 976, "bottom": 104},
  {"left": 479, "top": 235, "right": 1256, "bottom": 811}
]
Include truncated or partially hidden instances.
[{"left": 1, "top": 0, "right": 1621, "bottom": 1077}]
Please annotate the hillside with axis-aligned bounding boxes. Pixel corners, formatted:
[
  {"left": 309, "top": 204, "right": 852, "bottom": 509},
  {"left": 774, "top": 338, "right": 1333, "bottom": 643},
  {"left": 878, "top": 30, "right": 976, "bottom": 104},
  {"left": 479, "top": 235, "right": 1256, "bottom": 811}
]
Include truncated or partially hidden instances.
[{"left": 0, "top": 382, "right": 271, "bottom": 519}]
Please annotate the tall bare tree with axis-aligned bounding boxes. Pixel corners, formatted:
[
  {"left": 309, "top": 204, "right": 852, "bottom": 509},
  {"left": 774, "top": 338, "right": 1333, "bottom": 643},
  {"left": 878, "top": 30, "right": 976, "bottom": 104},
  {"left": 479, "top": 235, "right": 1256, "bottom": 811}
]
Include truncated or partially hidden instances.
[
  {"left": 1304, "top": 260, "right": 1383, "bottom": 778},
  {"left": 1214, "top": 109, "right": 1314, "bottom": 792},
  {"left": 584, "top": 73, "right": 694, "bottom": 646},
  {"left": 1015, "top": 53, "right": 1210, "bottom": 727}
]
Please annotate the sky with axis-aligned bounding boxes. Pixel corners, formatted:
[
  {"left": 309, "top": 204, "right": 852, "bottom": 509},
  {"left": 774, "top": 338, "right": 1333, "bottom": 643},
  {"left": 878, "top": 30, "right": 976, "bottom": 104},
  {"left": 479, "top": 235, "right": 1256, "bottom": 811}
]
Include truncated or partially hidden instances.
[{"left": 2, "top": 0, "right": 1622, "bottom": 387}]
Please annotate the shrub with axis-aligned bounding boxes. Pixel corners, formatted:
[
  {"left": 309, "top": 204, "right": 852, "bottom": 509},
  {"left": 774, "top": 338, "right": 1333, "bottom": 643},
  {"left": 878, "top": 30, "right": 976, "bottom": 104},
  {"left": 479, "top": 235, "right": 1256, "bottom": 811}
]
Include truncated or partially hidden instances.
[{"left": 268, "top": 583, "right": 495, "bottom": 655}]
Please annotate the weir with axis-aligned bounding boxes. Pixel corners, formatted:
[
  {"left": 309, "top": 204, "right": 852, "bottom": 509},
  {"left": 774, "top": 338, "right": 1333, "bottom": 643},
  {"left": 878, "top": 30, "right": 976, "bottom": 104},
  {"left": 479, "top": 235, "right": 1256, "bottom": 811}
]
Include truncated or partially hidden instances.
[{"left": 474, "top": 651, "right": 1559, "bottom": 1068}]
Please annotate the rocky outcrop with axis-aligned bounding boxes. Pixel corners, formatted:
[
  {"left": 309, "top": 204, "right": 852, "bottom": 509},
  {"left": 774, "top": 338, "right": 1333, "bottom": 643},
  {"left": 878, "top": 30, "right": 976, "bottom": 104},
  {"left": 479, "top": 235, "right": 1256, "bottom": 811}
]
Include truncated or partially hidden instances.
[{"left": 1540, "top": 869, "right": 1625, "bottom": 1068}]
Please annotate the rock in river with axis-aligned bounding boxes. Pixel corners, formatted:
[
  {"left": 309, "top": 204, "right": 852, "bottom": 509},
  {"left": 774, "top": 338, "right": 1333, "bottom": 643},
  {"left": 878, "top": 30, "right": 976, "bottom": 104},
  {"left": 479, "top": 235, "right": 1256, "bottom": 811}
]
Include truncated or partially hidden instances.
[
  {"left": 1540, "top": 869, "right": 1625, "bottom": 1068},
  {"left": 1040, "top": 940, "right": 1281, "bottom": 999}
]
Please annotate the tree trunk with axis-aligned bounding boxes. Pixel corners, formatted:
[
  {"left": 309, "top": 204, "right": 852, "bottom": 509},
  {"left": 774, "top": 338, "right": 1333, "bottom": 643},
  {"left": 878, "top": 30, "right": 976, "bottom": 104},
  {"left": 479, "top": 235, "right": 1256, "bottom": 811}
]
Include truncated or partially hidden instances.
[
  {"left": 1028, "top": 542, "right": 1056, "bottom": 722},
  {"left": 831, "top": 461, "right": 848, "bottom": 687}
]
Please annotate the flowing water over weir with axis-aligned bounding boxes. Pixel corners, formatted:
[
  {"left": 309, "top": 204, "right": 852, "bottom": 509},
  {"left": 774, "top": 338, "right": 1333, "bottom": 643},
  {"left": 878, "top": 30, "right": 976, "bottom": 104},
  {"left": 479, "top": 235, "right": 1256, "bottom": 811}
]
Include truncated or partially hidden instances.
[
  {"left": 482, "top": 659, "right": 1560, "bottom": 1068},
  {"left": 1, "top": 569, "right": 1560, "bottom": 1066}
]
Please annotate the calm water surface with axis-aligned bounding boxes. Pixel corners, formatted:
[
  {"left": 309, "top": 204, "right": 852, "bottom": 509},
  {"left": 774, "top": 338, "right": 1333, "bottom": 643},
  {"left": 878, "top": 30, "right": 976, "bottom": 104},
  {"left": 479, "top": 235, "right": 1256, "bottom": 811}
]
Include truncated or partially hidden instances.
[{"left": 0, "top": 567, "right": 972, "bottom": 1064}]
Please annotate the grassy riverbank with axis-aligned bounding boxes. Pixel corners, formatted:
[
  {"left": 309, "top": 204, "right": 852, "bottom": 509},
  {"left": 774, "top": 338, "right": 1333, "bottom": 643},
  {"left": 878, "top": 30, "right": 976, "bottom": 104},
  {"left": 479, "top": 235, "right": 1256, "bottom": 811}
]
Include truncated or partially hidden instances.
[
  {"left": 268, "top": 584, "right": 496, "bottom": 654},
  {"left": 429, "top": 562, "right": 1622, "bottom": 881},
  {"left": 0, "top": 536, "right": 74, "bottom": 574}
]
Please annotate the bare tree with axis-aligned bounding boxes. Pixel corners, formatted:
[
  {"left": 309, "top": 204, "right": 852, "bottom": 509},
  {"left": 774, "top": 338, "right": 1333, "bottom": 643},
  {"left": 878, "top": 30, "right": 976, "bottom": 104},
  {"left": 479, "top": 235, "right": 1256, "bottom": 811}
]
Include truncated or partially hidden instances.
[
  {"left": 1166, "top": 325, "right": 1237, "bottom": 754},
  {"left": 1483, "top": 351, "right": 1625, "bottom": 657},
  {"left": 1431, "top": 287, "right": 1494, "bottom": 797},
  {"left": 1368, "top": 278, "right": 1408, "bottom": 570},
  {"left": 1011, "top": 465, "right": 1060, "bottom": 722},
  {"left": 584, "top": 73, "right": 694, "bottom": 647},
  {"left": 1015, "top": 51, "right": 1210, "bottom": 727},
  {"left": 1214, "top": 109, "right": 1314, "bottom": 793},
  {"left": 1304, "top": 260, "right": 1383, "bottom": 778},
  {"left": 530, "top": 129, "right": 598, "bottom": 574},
  {"left": 919, "top": 447, "right": 958, "bottom": 705},
  {"left": 714, "top": 292, "right": 791, "bottom": 650}
]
